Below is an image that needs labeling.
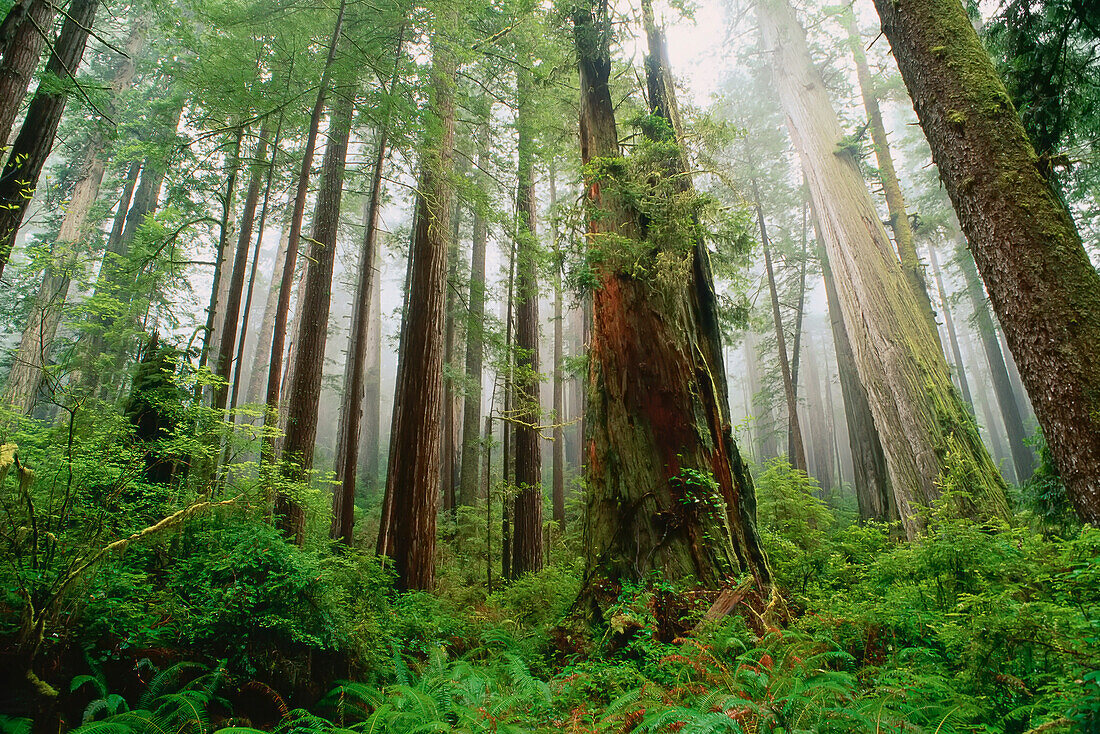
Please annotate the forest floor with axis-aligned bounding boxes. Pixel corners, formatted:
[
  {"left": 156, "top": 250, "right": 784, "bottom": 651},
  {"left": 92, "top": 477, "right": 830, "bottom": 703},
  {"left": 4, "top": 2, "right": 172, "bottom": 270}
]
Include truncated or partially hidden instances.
[{"left": 1, "top": 460, "right": 1098, "bottom": 734}]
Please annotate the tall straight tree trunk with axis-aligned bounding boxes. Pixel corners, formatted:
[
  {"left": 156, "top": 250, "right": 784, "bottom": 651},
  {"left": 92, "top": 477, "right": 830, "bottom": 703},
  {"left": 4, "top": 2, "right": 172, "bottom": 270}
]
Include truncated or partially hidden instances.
[
  {"left": 360, "top": 245, "right": 382, "bottom": 485},
  {"left": 330, "top": 127, "right": 396, "bottom": 539},
  {"left": 573, "top": 0, "right": 769, "bottom": 602},
  {"left": 500, "top": 238, "right": 516, "bottom": 582},
  {"left": 333, "top": 37, "right": 401, "bottom": 542},
  {"left": 231, "top": 116, "right": 284, "bottom": 411},
  {"left": 246, "top": 204, "right": 293, "bottom": 405},
  {"left": 376, "top": 208, "right": 418, "bottom": 559},
  {"left": 843, "top": 7, "right": 937, "bottom": 335},
  {"left": 956, "top": 240, "right": 1036, "bottom": 482},
  {"left": 872, "top": 0, "right": 1100, "bottom": 524},
  {"left": 754, "top": 187, "right": 808, "bottom": 474},
  {"left": 440, "top": 200, "right": 463, "bottom": 514},
  {"left": 201, "top": 128, "right": 244, "bottom": 398},
  {"left": 0, "top": 0, "right": 100, "bottom": 280},
  {"left": 757, "top": 0, "right": 1007, "bottom": 539},
  {"left": 511, "top": 63, "right": 543, "bottom": 577},
  {"left": 107, "top": 161, "right": 141, "bottom": 253},
  {"left": 550, "top": 160, "right": 565, "bottom": 528},
  {"left": 262, "top": 0, "right": 346, "bottom": 461},
  {"left": 816, "top": 217, "right": 893, "bottom": 521},
  {"left": 2, "top": 19, "right": 145, "bottom": 412},
  {"left": 745, "top": 330, "right": 779, "bottom": 460},
  {"left": 803, "top": 336, "right": 833, "bottom": 495},
  {"left": 0, "top": 0, "right": 56, "bottom": 151},
  {"left": 278, "top": 93, "right": 354, "bottom": 543},
  {"left": 788, "top": 199, "right": 807, "bottom": 409},
  {"left": 382, "top": 16, "right": 456, "bottom": 590},
  {"left": 926, "top": 242, "right": 974, "bottom": 410},
  {"left": 458, "top": 115, "right": 490, "bottom": 507},
  {"left": 214, "top": 121, "right": 272, "bottom": 411}
]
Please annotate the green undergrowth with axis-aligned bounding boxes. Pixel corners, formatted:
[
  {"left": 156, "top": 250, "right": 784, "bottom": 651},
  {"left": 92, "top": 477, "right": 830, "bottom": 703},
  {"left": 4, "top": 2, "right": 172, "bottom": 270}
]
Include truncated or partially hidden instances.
[{"left": 2, "top": 443, "right": 1096, "bottom": 733}]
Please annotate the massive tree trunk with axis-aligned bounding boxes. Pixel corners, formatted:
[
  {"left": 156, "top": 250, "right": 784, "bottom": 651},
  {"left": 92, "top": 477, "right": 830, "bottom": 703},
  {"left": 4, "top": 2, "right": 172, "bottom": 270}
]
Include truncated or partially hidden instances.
[
  {"left": 754, "top": 188, "right": 808, "bottom": 474},
  {"left": 0, "top": 0, "right": 56, "bottom": 150},
  {"left": 382, "top": 16, "right": 456, "bottom": 590},
  {"left": 926, "top": 242, "right": 974, "bottom": 410},
  {"left": 956, "top": 240, "right": 1036, "bottom": 483},
  {"left": 573, "top": 0, "right": 768, "bottom": 606},
  {"left": 843, "top": 7, "right": 937, "bottom": 336},
  {"left": 510, "top": 63, "right": 543, "bottom": 577},
  {"left": 214, "top": 122, "right": 271, "bottom": 412},
  {"left": 0, "top": 0, "right": 100, "bottom": 280},
  {"left": 550, "top": 161, "right": 565, "bottom": 529},
  {"left": 332, "top": 34, "right": 401, "bottom": 543},
  {"left": 458, "top": 115, "right": 490, "bottom": 507},
  {"left": 757, "top": 0, "right": 1008, "bottom": 539},
  {"left": 2, "top": 19, "right": 145, "bottom": 412},
  {"left": 871, "top": 0, "right": 1100, "bottom": 525},
  {"left": 277, "top": 93, "right": 353, "bottom": 543},
  {"left": 818, "top": 227, "right": 894, "bottom": 521},
  {"left": 262, "top": 0, "right": 345, "bottom": 461}
]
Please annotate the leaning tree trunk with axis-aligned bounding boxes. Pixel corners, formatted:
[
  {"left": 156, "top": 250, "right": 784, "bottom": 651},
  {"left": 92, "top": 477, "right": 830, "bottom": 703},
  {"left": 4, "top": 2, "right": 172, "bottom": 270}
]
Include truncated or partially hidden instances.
[
  {"left": 757, "top": 0, "right": 1008, "bottom": 539},
  {"left": 0, "top": 0, "right": 100, "bottom": 280},
  {"left": 0, "top": 0, "right": 57, "bottom": 151},
  {"left": 843, "top": 7, "right": 938, "bottom": 337},
  {"left": 458, "top": 114, "right": 490, "bottom": 507},
  {"left": 573, "top": 0, "right": 768, "bottom": 610},
  {"left": 956, "top": 239, "right": 1036, "bottom": 482},
  {"left": 2, "top": 18, "right": 145, "bottom": 412},
  {"left": 872, "top": 0, "right": 1100, "bottom": 525},
  {"left": 816, "top": 217, "right": 894, "bottom": 521},
  {"left": 277, "top": 93, "right": 353, "bottom": 544},
  {"left": 510, "top": 63, "right": 543, "bottom": 577},
  {"left": 383, "top": 16, "right": 456, "bottom": 590}
]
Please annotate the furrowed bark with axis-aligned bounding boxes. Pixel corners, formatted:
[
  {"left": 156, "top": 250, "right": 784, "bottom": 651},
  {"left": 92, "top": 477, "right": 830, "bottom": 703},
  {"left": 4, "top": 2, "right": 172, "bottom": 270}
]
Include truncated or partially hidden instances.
[
  {"left": 0, "top": 0, "right": 101, "bottom": 280},
  {"left": 278, "top": 93, "right": 354, "bottom": 544},
  {"left": 871, "top": 0, "right": 1100, "bottom": 525},
  {"left": 384, "top": 14, "right": 456, "bottom": 590},
  {"left": 757, "top": 0, "right": 1008, "bottom": 538}
]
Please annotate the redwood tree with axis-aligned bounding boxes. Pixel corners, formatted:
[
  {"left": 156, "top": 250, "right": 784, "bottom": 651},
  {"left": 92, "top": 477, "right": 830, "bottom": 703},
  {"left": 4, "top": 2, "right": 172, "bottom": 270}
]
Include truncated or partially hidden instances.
[
  {"left": 0, "top": 0, "right": 101, "bottom": 280},
  {"left": 573, "top": 0, "right": 769, "bottom": 607},
  {"left": 756, "top": 0, "right": 1008, "bottom": 538},
  {"left": 380, "top": 13, "right": 456, "bottom": 590},
  {"left": 278, "top": 93, "right": 354, "bottom": 543}
]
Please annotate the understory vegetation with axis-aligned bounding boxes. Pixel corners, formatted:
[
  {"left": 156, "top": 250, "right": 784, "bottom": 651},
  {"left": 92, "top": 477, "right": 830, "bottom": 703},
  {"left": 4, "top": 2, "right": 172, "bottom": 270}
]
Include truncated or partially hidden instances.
[{"left": 1, "top": 402, "right": 1096, "bottom": 734}]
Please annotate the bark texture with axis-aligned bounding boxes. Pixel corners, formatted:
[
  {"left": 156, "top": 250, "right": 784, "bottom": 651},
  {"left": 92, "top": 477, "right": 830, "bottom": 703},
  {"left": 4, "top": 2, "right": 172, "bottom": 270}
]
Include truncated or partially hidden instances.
[
  {"left": 843, "top": 7, "right": 938, "bottom": 337},
  {"left": 2, "top": 19, "right": 144, "bottom": 412},
  {"left": 817, "top": 226, "right": 894, "bottom": 521},
  {"left": 0, "top": 0, "right": 56, "bottom": 150},
  {"left": 871, "top": 0, "right": 1100, "bottom": 523},
  {"left": 574, "top": 0, "right": 769, "bottom": 602},
  {"left": 383, "top": 19, "right": 456, "bottom": 590},
  {"left": 757, "top": 0, "right": 1008, "bottom": 538},
  {"left": 510, "top": 64, "right": 543, "bottom": 577},
  {"left": 458, "top": 118, "right": 490, "bottom": 507},
  {"left": 278, "top": 94, "right": 353, "bottom": 543},
  {"left": 0, "top": 0, "right": 100, "bottom": 280}
]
